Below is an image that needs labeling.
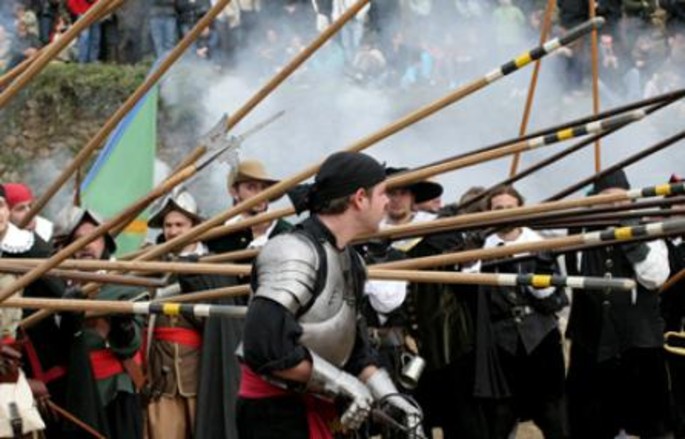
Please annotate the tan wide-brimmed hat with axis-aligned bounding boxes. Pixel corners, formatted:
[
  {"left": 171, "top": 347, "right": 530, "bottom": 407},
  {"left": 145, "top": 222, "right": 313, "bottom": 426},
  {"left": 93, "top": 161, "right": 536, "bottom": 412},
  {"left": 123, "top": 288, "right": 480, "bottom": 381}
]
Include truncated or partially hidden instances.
[{"left": 230, "top": 160, "right": 280, "bottom": 187}]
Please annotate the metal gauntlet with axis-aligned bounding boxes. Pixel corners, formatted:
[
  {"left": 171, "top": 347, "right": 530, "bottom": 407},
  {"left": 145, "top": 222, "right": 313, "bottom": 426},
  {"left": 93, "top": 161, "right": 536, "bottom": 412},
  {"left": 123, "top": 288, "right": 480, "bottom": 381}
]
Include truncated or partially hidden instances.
[{"left": 306, "top": 352, "right": 373, "bottom": 430}]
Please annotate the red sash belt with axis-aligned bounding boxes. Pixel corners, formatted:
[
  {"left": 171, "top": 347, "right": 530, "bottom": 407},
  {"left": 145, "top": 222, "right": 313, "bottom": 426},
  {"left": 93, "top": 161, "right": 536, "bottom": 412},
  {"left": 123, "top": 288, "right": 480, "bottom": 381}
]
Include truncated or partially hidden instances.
[
  {"left": 239, "top": 365, "right": 337, "bottom": 439},
  {"left": 89, "top": 349, "right": 143, "bottom": 381},
  {"left": 153, "top": 327, "right": 202, "bottom": 348}
]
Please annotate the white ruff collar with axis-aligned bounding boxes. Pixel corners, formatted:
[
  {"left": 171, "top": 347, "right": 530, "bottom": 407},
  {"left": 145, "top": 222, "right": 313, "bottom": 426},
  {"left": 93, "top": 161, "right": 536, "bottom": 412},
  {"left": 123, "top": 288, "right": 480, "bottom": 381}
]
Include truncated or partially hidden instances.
[{"left": 1, "top": 224, "right": 35, "bottom": 254}]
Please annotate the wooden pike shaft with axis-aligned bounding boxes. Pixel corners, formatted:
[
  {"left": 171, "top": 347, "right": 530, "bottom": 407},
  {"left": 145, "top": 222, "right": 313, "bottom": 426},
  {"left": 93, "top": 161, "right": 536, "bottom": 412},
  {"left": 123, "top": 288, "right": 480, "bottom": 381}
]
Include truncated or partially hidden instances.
[
  {"left": 509, "top": 0, "right": 556, "bottom": 176},
  {"left": 201, "top": 248, "right": 260, "bottom": 263},
  {"left": 369, "top": 269, "right": 635, "bottom": 290},
  {"left": 154, "top": 284, "right": 251, "bottom": 303},
  {"left": 457, "top": 98, "right": 679, "bottom": 213},
  {"left": 0, "top": 49, "right": 39, "bottom": 89},
  {"left": 589, "top": 0, "right": 602, "bottom": 172},
  {"left": 547, "top": 129, "right": 685, "bottom": 201},
  {"left": 46, "top": 400, "right": 106, "bottom": 439},
  {"left": 375, "top": 216, "right": 685, "bottom": 271},
  {"left": 19, "top": 0, "right": 234, "bottom": 228},
  {"left": 0, "top": 166, "right": 197, "bottom": 302},
  {"left": 8, "top": 297, "right": 247, "bottom": 318},
  {"left": 197, "top": 207, "right": 294, "bottom": 242},
  {"left": 360, "top": 182, "right": 685, "bottom": 243},
  {"left": 3, "top": 258, "right": 252, "bottom": 277},
  {"left": 421, "top": 88, "right": 685, "bottom": 172},
  {"left": 386, "top": 110, "right": 644, "bottom": 189},
  {"left": 133, "top": 18, "right": 603, "bottom": 260},
  {"left": 0, "top": 262, "right": 164, "bottom": 287},
  {"left": 0, "top": 0, "right": 121, "bottom": 108}
]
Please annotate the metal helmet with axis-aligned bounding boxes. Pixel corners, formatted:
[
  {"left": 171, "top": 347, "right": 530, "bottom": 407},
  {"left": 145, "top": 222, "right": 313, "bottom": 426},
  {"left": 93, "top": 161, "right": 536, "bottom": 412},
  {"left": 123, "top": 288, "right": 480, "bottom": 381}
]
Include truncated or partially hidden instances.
[{"left": 148, "top": 188, "right": 204, "bottom": 229}]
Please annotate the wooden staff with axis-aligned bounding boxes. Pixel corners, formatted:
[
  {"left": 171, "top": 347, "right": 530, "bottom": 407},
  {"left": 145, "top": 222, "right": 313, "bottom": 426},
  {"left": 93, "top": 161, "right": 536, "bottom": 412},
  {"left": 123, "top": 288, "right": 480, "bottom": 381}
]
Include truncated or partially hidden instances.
[
  {"left": 19, "top": 0, "right": 234, "bottom": 228},
  {"left": 197, "top": 207, "right": 294, "bottom": 242},
  {"left": 0, "top": 49, "right": 40, "bottom": 89},
  {"left": 0, "top": 261, "right": 165, "bottom": 288},
  {"left": 131, "top": 18, "right": 604, "bottom": 261},
  {"left": 201, "top": 248, "right": 260, "bottom": 263},
  {"left": 45, "top": 400, "right": 106, "bottom": 439},
  {"left": 661, "top": 267, "right": 685, "bottom": 294},
  {"left": 589, "top": 0, "right": 602, "bottom": 171},
  {"left": 374, "top": 217, "right": 685, "bottom": 270},
  {"left": 0, "top": 0, "right": 120, "bottom": 108},
  {"left": 417, "top": 88, "right": 685, "bottom": 172},
  {"left": 386, "top": 109, "right": 645, "bottom": 190},
  {"left": 6, "top": 297, "right": 247, "bottom": 319},
  {"left": 509, "top": 0, "right": 556, "bottom": 176},
  {"left": 546, "top": 129, "right": 685, "bottom": 201},
  {"left": 457, "top": 96, "right": 680, "bottom": 213},
  {"left": 154, "top": 284, "right": 251, "bottom": 303},
  {"left": 532, "top": 208, "right": 685, "bottom": 229},
  {"left": 360, "top": 181, "right": 685, "bottom": 246},
  {"left": 368, "top": 269, "right": 635, "bottom": 291},
  {"left": 2, "top": 258, "right": 252, "bottom": 277}
]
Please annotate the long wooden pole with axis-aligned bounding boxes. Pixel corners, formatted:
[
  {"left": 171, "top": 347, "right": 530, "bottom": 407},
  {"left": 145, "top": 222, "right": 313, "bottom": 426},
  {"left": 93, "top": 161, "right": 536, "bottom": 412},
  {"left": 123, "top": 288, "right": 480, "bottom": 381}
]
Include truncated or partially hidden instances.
[
  {"left": 19, "top": 0, "right": 234, "bottom": 228},
  {"left": 421, "top": 88, "right": 685, "bottom": 172},
  {"left": 546, "top": 129, "right": 685, "bottom": 201},
  {"left": 589, "top": 0, "right": 602, "bottom": 172},
  {"left": 0, "top": 262, "right": 165, "bottom": 287},
  {"left": 359, "top": 181, "right": 685, "bottom": 243},
  {"left": 0, "top": 0, "right": 120, "bottom": 108},
  {"left": 386, "top": 110, "right": 644, "bottom": 189},
  {"left": 45, "top": 401, "right": 106, "bottom": 439},
  {"left": 509, "top": 0, "right": 556, "bottom": 176},
  {"left": 458, "top": 96, "right": 680, "bottom": 213},
  {"left": 374, "top": 216, "right": 685, "bottom": 270}
]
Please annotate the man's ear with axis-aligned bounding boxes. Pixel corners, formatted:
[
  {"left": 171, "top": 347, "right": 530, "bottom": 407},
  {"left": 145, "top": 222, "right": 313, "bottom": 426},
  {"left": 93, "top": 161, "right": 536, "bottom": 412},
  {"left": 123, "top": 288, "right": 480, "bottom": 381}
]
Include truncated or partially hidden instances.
[{"left": 349, "top": 187, "right": 368, "bottom": 210}]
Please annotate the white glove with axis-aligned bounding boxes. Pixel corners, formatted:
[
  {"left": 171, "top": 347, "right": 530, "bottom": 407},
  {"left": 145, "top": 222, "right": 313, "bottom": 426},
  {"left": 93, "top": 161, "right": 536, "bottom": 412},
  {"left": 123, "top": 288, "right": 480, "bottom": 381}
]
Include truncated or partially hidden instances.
[{"left": 316, "top": 13, "right": 330, "bottom": 32}]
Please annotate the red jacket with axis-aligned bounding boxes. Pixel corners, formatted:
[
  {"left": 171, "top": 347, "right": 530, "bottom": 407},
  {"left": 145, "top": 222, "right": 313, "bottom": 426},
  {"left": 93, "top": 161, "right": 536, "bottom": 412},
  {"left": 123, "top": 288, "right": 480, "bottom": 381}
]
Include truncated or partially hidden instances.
[{"left": 67, "top": 0, "right": 97, "bottom": 15}]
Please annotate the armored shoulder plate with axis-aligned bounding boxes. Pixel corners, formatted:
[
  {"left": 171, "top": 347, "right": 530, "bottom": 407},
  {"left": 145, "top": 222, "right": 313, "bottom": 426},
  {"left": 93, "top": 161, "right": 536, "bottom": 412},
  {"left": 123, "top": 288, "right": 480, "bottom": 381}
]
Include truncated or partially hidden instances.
[{"left": 253, "top": 233, "right": 320, "bottom": 314}]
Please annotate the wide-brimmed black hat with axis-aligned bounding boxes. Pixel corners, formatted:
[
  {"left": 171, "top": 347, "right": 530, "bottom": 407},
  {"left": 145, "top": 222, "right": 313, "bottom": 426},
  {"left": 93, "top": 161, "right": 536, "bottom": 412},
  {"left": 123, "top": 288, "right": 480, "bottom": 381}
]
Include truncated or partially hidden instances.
[
  {"left": 589, "top": 169, "right": 631, "bottom": 195},
  {"left": 54, "top": 207, "right": 117, "bottom": 254},
  {"left": 386, "top": 167, "right": 444, "bottom": 204}
]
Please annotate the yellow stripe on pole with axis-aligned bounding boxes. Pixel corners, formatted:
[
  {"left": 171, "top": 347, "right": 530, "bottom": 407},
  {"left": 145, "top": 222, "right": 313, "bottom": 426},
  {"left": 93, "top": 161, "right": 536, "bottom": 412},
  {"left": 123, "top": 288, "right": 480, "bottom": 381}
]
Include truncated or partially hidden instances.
[
  {"left": 531, "top": 275, "right": 552, "bottom": 288},
  {"left": 556, "top": 128, "right": 574, "bottom": 141},
  {"left": 655, "top": 184, "right": 673, "bottom": 196},
  {"left": 163, "top": 303, "right": 181, "bottom": 316},
  {"left": 514, "top": 52, "right": 533, "bottom": 68},
  {"left": 614, "top": 226, "right": 634, "bottom": 240}
]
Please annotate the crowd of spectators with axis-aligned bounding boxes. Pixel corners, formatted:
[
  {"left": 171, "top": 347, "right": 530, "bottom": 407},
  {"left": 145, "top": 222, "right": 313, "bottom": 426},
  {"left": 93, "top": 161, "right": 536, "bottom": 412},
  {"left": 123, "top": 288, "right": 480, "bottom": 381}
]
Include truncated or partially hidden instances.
[{"left": 1, "top": 0, "right": 684, "bottom": 101}]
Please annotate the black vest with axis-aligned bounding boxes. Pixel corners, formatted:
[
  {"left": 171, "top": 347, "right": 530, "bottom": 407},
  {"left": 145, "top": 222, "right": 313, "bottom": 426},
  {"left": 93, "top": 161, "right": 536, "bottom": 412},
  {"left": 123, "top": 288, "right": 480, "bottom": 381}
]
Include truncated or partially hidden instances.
[{"left": 567, "top": 245, "right": 664, "bottom": 362}]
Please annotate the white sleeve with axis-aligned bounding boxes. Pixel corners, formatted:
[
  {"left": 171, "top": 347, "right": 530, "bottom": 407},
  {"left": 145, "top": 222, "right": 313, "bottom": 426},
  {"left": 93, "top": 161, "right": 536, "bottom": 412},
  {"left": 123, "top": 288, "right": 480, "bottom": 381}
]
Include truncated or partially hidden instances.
[{"left": 633, "top": 240, "right": 670, "bottom": 290}]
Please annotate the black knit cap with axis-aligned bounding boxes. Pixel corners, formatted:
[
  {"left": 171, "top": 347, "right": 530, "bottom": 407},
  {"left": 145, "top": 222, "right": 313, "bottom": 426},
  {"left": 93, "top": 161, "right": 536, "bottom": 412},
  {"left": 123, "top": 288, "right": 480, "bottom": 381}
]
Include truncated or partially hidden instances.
[
  {"left": 288, "top": 152, "right": 386, "bottom": 213},
  {"left": 590, "top": 169, "right": 631, "bottom": 195}
]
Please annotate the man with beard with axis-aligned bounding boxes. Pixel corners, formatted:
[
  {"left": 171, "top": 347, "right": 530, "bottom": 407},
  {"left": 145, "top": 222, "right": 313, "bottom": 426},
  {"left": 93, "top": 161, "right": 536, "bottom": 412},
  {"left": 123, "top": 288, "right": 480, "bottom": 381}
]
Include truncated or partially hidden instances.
[
  {"left": 207, "top": 159, "right": 292, "bottom": 254},
  {"left": 237, "top": 152, "right": 423, "bottom": 438},
  {"left": 197, "top": 160, "right": 292, "bottom": 439},
  {"left": 566, "top": 169, "right": 672, "bottom": 438},
  {"left": 3, "top": 182, "right": 54, "bottom": 243},
  {"left": 54, "top": 206, "right": 146, "bottom": 439},
  {"left": 0, "top": 185, "right": 105, "bottom": 438},
  {"left": 474, "top": 185, "right": 569, "bottom": 439}
]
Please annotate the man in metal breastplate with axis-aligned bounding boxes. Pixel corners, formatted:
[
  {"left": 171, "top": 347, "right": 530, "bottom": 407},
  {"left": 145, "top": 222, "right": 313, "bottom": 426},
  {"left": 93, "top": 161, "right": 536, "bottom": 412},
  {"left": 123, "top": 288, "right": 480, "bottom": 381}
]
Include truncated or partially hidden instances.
[{"left": 237, "top": 151, "right": 424, "bottom": 438}]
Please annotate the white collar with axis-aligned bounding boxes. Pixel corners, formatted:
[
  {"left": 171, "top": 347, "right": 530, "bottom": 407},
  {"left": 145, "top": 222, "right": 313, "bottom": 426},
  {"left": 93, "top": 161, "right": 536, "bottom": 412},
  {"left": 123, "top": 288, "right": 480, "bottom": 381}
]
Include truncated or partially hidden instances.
[
  {"left": 483, "top": 226, "right": 542, "bottom": 249},
  {"left": 0, "top": 223, "right": 35, "bottom": 255},
  {"left": 179, "top": 242, "right": 208, "bottom": 257}
]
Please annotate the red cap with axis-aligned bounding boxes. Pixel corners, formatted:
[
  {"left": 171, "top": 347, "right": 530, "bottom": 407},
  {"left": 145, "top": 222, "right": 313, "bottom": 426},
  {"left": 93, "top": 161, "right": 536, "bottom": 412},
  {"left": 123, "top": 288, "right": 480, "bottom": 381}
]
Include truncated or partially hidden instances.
[{"left": 2, "top": 183, "right": 33, "bottom": 208}]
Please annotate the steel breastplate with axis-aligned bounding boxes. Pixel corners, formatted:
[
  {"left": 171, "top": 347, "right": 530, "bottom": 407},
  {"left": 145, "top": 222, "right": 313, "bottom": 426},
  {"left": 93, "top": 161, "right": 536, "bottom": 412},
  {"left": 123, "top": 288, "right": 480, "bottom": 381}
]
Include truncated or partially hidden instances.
[{"left": 299, "top": 241, "right": 358, "bottom": 367}]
